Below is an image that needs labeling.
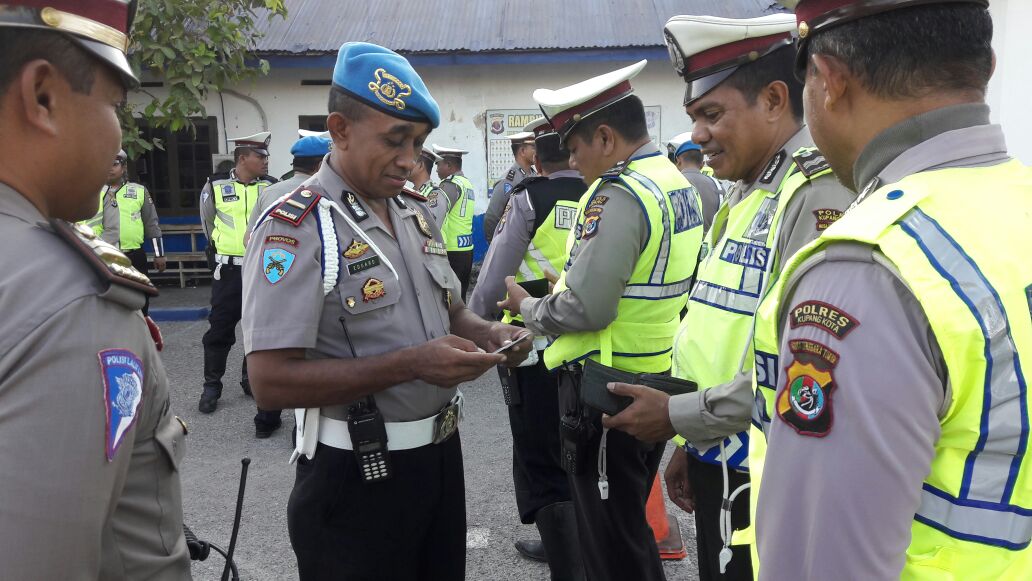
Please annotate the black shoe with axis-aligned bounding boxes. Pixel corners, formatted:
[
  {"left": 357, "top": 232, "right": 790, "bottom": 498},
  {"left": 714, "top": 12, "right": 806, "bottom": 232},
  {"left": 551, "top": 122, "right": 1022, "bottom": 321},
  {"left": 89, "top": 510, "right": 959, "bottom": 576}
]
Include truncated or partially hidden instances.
[
  {"left": 515, "top": 538, "right": 547, "bottom": 562},
  {"left": 255, "top": 421, "right": 282, "bottom": 439},
  {"left": 198, "top": 393, "right": 218, "bottom": 414}
]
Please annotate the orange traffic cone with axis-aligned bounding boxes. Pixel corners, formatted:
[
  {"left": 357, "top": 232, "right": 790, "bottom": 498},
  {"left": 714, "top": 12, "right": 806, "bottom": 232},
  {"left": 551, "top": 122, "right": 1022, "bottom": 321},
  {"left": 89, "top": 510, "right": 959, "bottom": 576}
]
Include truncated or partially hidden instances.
[{"left": 647, "top": 473, "right": 687, "bottom": 560}]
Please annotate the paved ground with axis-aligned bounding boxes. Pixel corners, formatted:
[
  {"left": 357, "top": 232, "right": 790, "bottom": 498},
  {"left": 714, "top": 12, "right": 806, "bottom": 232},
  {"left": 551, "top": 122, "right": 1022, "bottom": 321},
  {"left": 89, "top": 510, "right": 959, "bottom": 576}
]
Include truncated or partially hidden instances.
[{"left": 152, "top": 284, "right": 700, "bottom": 580}]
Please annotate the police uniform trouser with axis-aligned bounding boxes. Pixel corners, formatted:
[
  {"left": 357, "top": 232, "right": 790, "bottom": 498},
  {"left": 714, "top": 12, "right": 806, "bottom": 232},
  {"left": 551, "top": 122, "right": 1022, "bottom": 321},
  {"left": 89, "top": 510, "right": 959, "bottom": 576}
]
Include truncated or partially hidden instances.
[
  {"left": 501, "top": 359, "right": 571, "bottom": 523},
  {"left": 288, "top": 436, "right": 466, "bottom": 581},
  {"left": 202, "top": 264, "right": 248, "bottom": 388},
  {"left": 686, "top": 453, "right": 752, "bottom": 581},
  {"left": 558, "top": 368, "right": 667, "bottom": 581},
  {"left": 447, "top": 250, "right": 473, "bottom": 300},
  {"left": 125, "top": 247, "right": 151, "bottom": 315}
]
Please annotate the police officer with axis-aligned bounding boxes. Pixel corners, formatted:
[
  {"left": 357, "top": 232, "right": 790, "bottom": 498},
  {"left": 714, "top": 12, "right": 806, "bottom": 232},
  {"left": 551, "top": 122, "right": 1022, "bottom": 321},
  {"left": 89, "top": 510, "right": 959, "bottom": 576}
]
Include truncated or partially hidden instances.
[
  {"left": 239, "top": 132, "right": 330, "bottom": 438},
  {"left": 0, "top": 2, "right": 190, "bottom": 578},
  {"left": 198, "top": 132, "right": 277, "bottom": 413},
  {"left": 666, "top": 134, "right": 723, "bottom": 231},
  {"left": 500, "top": 60, "right": 705, "bottom": 581},
  {"left": 82, "top": 149, "right": 167, "bottom": 315},
  {"left": 484, "top": 130, "right": 537, "bottom": 240},
  {"left": 242, "top": 42, "right": 530, "bottom": 580},
  {"left": 746, "top": 1, "right": 1031, "bottom": 578},
  {"left": 469, "top": 116, "right": 587, "bottom": 580},
  {"left": 601, "top": 15, "right": 856, "bottom": 580},
  {"left": 432, "top": 144, "right": 477, "bottom": 298},
  {"left": 410, "top": 146, "right": 449, "bottom": 225},
  {"left": 247, "top": 131, "right": 331, "bottom": 234}
]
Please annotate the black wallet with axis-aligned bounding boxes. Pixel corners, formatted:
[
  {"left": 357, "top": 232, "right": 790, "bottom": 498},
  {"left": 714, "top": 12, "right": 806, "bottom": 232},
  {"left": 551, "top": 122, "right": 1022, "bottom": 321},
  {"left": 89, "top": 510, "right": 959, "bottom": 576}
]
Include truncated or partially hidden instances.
[
  {"left": 517, "top": 278, "right": 549, "bottom": 299},
  {"left": 580, "top": 358, "right": 698, "bottom": 416}
]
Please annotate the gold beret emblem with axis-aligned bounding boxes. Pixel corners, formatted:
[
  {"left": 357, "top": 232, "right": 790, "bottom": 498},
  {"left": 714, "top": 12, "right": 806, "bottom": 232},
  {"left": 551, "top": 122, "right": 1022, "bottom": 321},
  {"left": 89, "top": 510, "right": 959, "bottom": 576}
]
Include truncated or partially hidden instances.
[
  {"left": 799, "top": 21, "right": 810, "bottom": 38},
  {"left": 368, "top": 68, "right": 412, "bottom": 111}
]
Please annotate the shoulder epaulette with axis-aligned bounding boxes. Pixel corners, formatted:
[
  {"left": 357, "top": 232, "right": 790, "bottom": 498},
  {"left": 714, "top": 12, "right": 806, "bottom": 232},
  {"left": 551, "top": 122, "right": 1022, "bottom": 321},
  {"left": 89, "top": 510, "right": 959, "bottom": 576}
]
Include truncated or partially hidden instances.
[
  {"left": 400, "top": 186, "right": 428, "bottom": 202},
  {"left": 515, "top": 175, "right": 548, "bottom": 194},
  {"left": 51, "top": 219, "right": 158, "bottom": 297},
  {"left": 599, "top": 160, "right": 629, "bottom": 181},
  {"left": 506, "top": 168, "right": 517, "bottom": 181},
  {"left": 207, "top": 172, "right": 230, "bottom": 183},
  {"left": 269, "top": 185, "right": 323, "bottom": 227},
  {"left": 792, "top": 147, "right": 832, "bottom": 179}
]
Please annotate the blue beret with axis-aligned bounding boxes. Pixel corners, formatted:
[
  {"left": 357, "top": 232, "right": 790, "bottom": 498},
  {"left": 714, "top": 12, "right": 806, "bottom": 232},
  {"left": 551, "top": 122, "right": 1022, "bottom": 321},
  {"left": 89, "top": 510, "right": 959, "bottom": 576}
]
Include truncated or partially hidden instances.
[
  {"left": 332, "top": 42, "right": 440, "bottom": 129},
  {"left": 290, "top": 135, "right": 332, "bottom": 158},
  {"left": 675, "top": 140, "right": 702, "bottom": 157}
]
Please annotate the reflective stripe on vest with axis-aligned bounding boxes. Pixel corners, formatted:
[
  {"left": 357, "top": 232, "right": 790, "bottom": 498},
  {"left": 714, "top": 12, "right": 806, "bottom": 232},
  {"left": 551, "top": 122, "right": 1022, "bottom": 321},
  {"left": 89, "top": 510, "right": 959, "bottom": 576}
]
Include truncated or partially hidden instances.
[
  {"left": 543, "top": 153, "right": 703, "bottom": 373},
  {"left": 442, "top": 174, "right": 475, "bottom": 251},
  {"left": 676, "top": 152, "right": 832, "bottom": 469},
  {"left": 749, "top": 161, "right": 1032, "bottom": 575},
  {"left": 211, "top": 177, "right": 271, "bottom": 256}
]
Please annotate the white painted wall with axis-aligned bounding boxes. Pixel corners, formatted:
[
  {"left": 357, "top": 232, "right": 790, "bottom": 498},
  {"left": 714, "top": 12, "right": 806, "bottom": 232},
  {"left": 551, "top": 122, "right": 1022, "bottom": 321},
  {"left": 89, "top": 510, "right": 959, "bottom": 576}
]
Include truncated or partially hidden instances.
[{"left": 988, "top": 0, "right": 1032, "bottom": 164}]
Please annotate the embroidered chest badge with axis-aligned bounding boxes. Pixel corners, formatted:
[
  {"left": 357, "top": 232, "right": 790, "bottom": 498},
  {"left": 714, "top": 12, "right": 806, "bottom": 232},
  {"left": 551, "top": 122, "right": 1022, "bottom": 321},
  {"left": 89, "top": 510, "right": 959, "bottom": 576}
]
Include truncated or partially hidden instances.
[
  {"left": 263, "top": 248, "right": 295, "bottom": 284},
  {"left": 362, "top": 278, "right": 386, "bottom": 302},
  {"left": 99, "top": 349, "right": 144, "bottom": 461},
  {"left": 368, "top": 68, "right": 411, "bottom": 111},
  {"left": 343, "top": 239, "right": 370, "bottom": 259}
]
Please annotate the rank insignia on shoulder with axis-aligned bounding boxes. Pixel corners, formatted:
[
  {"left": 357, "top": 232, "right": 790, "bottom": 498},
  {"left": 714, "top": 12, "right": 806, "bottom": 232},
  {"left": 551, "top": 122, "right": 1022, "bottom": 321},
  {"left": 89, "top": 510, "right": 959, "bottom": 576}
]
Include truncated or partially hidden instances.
[
  {"left": 99, "top": 349, "right": 144, "bottom": 461},
  {"left": 812, "top": 208, "right": 844, "bottom": 231},
  {"left": 789, "top": 300, "right": 859, "bottom": 339},
  {"left": 776, "top": 339, "right": 840, "bottom": 437},
  {"left": 271, "top": 186, "right": 322, "bottom": 227},
  {"left": 263, "top": 248, "right": 295, "bottom": 284},
  {"left": 344, "top": 191, "right": 369, "bottom": 222},
  {"left": 415, "top": 212, "right": 434, "bottom": 238},
  {"left": 343, "top": 239, "right": 370, "bottom": 259},
  {"left": 793, "top": 147, "right": 832, "bottom": 178},
  {"left": 600, "top": 161, "right": 628, "bottom": 180},
  {"left": 362, "top": 278, "right": 386, "bottom": 302},
  {"left": 507, "top": 168, "right": 517, "bottom": 181},
  {"left": 53, "top": 220, "right": 158, "bottom": 297},
  {"left": 400, "top": 186, "right": 428, "bottom": 203}
]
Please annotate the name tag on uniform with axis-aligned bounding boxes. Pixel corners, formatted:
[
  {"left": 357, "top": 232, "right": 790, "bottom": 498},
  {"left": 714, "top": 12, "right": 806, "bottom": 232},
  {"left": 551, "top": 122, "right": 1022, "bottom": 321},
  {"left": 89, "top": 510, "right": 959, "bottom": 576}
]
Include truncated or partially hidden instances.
[{"left": 221, "top": 184, "right": 239, "bottom": 202}]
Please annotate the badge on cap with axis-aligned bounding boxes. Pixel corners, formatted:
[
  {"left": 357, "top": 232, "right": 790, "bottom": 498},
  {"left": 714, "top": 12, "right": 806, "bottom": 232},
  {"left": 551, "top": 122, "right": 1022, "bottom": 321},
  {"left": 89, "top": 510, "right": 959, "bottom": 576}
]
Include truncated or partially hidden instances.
[
  {"left": 362, "top": 278, "right": 386, "bottom": 302},
  {"left": 344, "top": 191, "right": 369, "bottom": 222},
  {"left": 99, "top": 349, "right": 144, "bottom": 461},
  {"left": 369, "top": 68, "right": 412, "bottom": 111},
  {"left": 343, "top": 239, "right": 370, "bottom": 259},
  {"left": 263, "top": 248, "right": 295, "bottom": 284},
  {"left": 416, "top": 213, "right": 434, "bottom": 238}
]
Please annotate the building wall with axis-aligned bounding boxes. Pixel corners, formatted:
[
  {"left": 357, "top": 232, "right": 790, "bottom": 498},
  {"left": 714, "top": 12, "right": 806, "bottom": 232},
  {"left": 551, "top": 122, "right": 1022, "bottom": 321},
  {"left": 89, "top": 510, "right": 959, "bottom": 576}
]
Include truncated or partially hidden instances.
[{"left": 987, "top": 0, "right": 1031, "bottom": 163}]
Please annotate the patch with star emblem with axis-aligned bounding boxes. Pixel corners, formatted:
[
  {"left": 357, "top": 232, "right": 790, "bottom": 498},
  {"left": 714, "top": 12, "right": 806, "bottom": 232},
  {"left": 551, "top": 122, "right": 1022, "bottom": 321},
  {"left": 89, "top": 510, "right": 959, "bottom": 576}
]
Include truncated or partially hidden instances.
[{"left": 343, "top": 239, "right": 370, "bottom": 259}]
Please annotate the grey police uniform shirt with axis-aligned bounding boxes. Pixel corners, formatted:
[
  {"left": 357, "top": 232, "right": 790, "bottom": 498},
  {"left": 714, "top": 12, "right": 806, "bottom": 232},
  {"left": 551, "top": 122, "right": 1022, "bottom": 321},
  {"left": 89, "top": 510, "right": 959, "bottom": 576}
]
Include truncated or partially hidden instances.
[
  {"left": 680, "top": 168, "right": 723, "bottom": 232},
  {"left": 519, "top": 144, "right": 662, "bottom": 337},
  {"left": 242, "top": 160, "right": 462, "bottom": 422},
  {"left": 484, "top": 163, "right": 535, "bottom": 241},
  {"left": 0, "top": 185, "right": 190, "bottom": 579},
  {"left": 667, "top": 126, "right": 857, "bottom": 450},
  {"left": 469, "top": 168, "right": 581, "bottom": 320},
  {"left": 246, "top": 170, "right": 312, "bottom": 234},
  {"left": 99, "top": 181, "right": 163, "bottom": 248},
  {"left": 756, "top": 104, "right": 1009, "bottom": 580}
]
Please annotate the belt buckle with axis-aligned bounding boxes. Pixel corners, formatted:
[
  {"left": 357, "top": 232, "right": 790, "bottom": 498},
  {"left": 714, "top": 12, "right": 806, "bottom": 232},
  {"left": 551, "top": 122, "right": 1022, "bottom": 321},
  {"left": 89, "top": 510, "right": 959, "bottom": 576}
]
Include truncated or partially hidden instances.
[{"left": 432, "top": 402, "right": 459, "bottom": 445}]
